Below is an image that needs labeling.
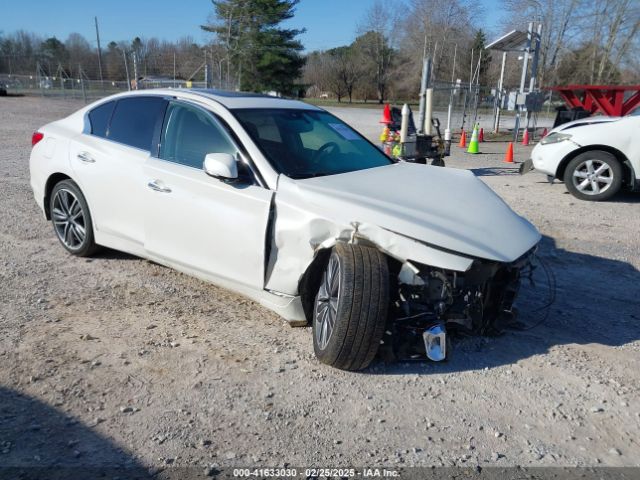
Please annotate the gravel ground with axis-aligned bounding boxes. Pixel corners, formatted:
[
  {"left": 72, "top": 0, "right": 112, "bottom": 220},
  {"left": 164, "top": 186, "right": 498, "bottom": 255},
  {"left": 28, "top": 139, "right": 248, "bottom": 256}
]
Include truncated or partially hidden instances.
[{"left": 1, "top": 96, "right": 639, "bottom": 476}]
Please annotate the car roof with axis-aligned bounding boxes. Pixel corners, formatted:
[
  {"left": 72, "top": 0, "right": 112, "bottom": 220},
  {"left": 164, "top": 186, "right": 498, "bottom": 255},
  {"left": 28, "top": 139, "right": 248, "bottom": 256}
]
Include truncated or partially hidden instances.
[{"left": 105, "top": 88, "right": 321, "bottom": 111}]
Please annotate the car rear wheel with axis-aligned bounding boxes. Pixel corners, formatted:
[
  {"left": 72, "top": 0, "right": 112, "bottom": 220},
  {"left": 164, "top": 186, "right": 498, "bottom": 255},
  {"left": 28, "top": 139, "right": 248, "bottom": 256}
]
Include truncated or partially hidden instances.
[
  {"left": 312, "top": 243, "right": 389, "bottom": 371},
  {"left": 50, "top": 180, "right": 98, "bottom": 257},
  {"left": 563, "top": 151, "right": 623, "bottom": 201}
]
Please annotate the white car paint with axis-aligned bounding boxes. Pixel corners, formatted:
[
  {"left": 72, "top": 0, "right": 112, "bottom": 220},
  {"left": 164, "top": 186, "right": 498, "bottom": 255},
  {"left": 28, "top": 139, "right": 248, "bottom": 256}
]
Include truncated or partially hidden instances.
[
  {"left": 30, "top": 89, "right": 540, "bottom": 324},
  {"left": 531, "top": 114, "right": 640, "bottom": 187}
]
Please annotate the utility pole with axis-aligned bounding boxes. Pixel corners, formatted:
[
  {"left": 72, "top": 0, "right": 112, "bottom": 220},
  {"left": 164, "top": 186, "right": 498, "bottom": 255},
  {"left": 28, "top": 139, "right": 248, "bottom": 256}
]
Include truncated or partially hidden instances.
[
  {"left": 79, "top": 64, "right": 87, "bottom": 103},
  {"left": 204, "top": 51, "right": 209, "bottom": 88},
  {"left": 94, "top": 17, "right": 104, "bottom": 88},
  {"left": 417, "top": 57, "right": 432, "bottom": 134},
  {"left": 122, "top": 49, "right": 131, "bottom": 91},
  {"left": 446, "top": 44, "right": 457, "bottom": 132},
  {"left": 173, "top": 51, "right": 176, "bottom": 88},
  {"left": 132, "top": 51, "right": 138, "bottom": 89},
  {"left": 494, "top": 51, "right": 507, "bottom": 133},
  {"left": 471, "top": 51, "right": 482, "bottom": 127},
  {"left": 514, "top": 22, "right": 533, "bottom": 143}
]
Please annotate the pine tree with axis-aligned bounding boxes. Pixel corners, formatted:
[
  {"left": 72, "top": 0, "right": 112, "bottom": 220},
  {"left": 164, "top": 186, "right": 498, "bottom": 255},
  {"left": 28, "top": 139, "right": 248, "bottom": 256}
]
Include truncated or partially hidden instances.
[
  {"left": 202, "top": 0, "right": 305, "bottom": 95},
  {"left": 472, "top": 29, "right": 491, "bottom": 86}
]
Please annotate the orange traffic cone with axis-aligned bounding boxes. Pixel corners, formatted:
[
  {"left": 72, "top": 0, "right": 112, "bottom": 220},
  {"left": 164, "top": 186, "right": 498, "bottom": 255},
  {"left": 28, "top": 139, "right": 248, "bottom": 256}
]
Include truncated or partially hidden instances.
[
  {"left": 522, "top": 129, "right": 530, "bottom": 146},
  {"left": 541, "top": 127, "right": 548, "bottom": 138},
  {"left": 504, "top": 142, "right": 514, "bottom": 163},
  {"left": 459, "top": 130, "right": 467, "bottom": 148},
  {"left": 479, "top": 128, "right": 484, "bottom": 142},
  {"left": 379, "top": 104, "right": 392, "bottom": 124}
]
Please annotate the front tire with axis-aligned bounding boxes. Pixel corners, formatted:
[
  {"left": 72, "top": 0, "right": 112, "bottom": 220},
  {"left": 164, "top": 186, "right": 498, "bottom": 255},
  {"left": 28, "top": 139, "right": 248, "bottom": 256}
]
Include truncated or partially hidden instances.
[
  {"left": 563, "top": 151, "right": 623, "bottom": 201},
  {"left": 312, "top": 243, "right": 389, "bottom": 371},
  {"left": 49, "top": 179, "right": 98, "bottom": 257}
]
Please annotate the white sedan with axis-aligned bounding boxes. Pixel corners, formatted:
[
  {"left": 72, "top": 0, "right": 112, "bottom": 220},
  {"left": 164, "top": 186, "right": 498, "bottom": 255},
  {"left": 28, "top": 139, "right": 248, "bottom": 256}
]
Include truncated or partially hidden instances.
[
  {"left": 529, "top": 110, "right": 640, "bottom": 201},
  {"left": 30, "top": 89, "right": 540, "bottom": 370}
]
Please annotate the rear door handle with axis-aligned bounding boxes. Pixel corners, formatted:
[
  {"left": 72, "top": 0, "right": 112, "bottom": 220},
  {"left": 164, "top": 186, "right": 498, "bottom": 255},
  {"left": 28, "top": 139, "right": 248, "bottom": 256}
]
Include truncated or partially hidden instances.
[
  {"left": 77, "top": 151, "right": 95, "bottom": 163},
  {"left": 147, "top": 180, "right": 172, "bottom": 193}
]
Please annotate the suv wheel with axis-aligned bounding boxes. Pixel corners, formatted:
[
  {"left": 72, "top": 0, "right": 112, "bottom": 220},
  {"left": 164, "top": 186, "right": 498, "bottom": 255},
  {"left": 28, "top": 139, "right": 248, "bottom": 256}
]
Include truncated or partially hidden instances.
[
  {"left": 312, "top": 243, "right": 389, "bottom": 371},
  {"left": 563, "top": 150, "right": 623, "bottom": 201}
]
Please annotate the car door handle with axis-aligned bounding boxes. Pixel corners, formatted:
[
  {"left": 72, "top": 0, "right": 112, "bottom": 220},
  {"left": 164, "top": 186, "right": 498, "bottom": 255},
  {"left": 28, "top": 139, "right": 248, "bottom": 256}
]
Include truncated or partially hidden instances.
[
  {"left": 77, "top": 151, "right": 95, "bottom": 163},
  {"left": 147, "top": 180, "right": 172, "bottom": 193}
]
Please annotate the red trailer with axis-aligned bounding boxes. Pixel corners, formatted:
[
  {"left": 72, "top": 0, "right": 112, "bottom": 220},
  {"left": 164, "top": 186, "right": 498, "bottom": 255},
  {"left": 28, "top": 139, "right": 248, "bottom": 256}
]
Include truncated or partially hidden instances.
[{"left": 550, "top": 85, "right": 640, "bottom": 117}]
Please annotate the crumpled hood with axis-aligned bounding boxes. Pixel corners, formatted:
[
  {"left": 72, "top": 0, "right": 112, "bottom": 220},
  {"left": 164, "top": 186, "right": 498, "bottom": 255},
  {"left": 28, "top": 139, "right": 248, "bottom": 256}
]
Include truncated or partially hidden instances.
[{"left": 281, "top": 163, "right": 541, "bottom": 263}]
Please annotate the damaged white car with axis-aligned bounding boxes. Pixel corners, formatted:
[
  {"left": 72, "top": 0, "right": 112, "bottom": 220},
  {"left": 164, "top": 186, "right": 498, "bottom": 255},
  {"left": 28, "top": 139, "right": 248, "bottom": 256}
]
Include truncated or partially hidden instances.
[{"left": 30, "top": 89, "right": 541, "bottom": 370}]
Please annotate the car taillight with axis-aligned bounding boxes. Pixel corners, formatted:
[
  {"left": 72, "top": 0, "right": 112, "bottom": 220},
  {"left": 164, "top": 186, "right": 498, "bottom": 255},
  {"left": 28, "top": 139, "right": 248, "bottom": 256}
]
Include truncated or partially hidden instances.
[{"left": 32, "top": 131, "right": 44, "bottom": 147}]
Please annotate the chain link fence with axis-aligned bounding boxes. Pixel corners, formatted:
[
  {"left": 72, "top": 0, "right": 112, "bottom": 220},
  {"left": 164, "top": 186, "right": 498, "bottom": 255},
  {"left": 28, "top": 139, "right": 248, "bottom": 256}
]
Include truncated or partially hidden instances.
[
  {"left": 1, "top": 71, "right": 559, "bottom": 138},
  {"left": 0, "top": 72, "right": 207, "bottom": 103},
  {"left": 424, "top": 80, "right": 557, "bottom": 136}
]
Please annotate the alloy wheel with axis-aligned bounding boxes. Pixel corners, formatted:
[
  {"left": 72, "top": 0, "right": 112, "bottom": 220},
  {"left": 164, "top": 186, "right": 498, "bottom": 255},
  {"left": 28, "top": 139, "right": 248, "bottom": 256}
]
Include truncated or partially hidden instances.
[
  {"left": 52, "top": 188, "right": 86, "bottom": 250},
  {"left": 571, "top": 159, "right": 614, "bottom": 196},
  {"left": 315, "top": 254, "right": 341, "bottom": 350}
]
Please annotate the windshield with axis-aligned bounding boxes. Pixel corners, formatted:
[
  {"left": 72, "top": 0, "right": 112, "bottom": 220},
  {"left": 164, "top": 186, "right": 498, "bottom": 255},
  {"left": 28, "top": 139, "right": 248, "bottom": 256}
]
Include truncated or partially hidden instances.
[{"left": 233, "top": 108, "right": 393, "bottom": 178}]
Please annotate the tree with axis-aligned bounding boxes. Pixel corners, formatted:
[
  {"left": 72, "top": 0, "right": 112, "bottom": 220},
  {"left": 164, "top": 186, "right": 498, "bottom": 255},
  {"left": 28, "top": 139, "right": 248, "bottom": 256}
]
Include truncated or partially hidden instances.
[
  {"left": 40, "top": 37, "right": 68, "bottom": 75},
  {"left": 202, "top": 0, "right": 305, "bottom": 94},
  {"left": 501, "top": 0, "right": 639, "bottom": 86},
  {"left": 104, "top": 41, "right": 126, "bottom": 80},
  {"left": 397, "top": 0, "right": 473, "bottom": 95},
  {"left": 354, "top": 1, "right": 396, "bottom": 104},
  {"left": 323, "top": 46, "right": 360, "bottom": 103},
  {"left": 471, "top": 30, "right": 491, "bottom": 86},
  {"left": 65, "top": 33, "right": 92, "bottom": 75},
  {"left": 352, "top": 30, "right": 393, "bottom": 104}
]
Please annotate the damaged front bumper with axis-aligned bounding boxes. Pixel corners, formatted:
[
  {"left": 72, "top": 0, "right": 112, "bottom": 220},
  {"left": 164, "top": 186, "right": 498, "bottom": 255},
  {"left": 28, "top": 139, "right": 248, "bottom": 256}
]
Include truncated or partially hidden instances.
[{"left": 385, "top": 247, "right": 536, "bottom": 361}]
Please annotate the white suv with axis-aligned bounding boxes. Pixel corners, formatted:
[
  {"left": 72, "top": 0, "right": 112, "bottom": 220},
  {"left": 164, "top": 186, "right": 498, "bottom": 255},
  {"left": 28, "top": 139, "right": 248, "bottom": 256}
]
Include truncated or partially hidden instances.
[
  {"left": 30, "top": 89, "right": 540, "bottom": 370},
  {"left": 529, "top": 110, "right": 640, "bottom": 201}
]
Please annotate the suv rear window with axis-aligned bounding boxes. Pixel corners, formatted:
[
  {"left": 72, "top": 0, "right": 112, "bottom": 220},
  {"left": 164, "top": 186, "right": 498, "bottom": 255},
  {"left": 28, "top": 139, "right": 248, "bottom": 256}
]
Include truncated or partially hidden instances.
[
  {"left": 107, "top": 97, "right": 167, "bottom": 151},
  {"left": 88, "top": 101, "right": 115, "bottom": 138}
]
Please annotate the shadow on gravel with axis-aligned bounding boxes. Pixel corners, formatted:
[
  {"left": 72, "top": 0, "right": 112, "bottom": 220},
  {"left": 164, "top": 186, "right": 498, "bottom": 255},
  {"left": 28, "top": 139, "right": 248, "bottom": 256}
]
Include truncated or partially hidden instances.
[
  {"left": 559, "top": 190, "right": 640, "bottom": 203},
  {"left": 606, "top": 191, "right": 640, "bottom": 203},
  {"left": 0, "top": 386, "right": 152, "bottom": 479},
  {"left": 470, "top": 166, "right": 520, "bottom": 177},
  {"left": 92, "top": 247, "right": 139, "bottom": 261},
  {"left": 370, "top": 235, "right": 640, "bottom": 375}
]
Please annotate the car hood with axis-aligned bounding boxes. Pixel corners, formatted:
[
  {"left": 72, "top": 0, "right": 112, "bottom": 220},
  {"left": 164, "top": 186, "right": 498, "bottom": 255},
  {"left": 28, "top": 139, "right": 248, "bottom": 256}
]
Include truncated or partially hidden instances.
[
  {"left": 280, "top": 163, "right": 541, "bottom": 263},
  {"left": 554, "top": 115, "right": 620, "bottom": 133}
]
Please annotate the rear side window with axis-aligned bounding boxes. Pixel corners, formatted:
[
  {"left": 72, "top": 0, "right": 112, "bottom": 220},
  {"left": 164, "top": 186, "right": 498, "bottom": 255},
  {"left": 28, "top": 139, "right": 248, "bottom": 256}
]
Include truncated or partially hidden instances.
[
  {"left": 88, "top": 101, "right": 115, "bottom": 138},
  {"left": 108, "top": 97, "right": 167, "bottom": 151}
]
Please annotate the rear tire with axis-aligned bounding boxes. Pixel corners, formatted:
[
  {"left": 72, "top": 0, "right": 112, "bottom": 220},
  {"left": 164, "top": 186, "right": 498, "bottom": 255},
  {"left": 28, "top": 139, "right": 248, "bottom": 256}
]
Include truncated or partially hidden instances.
[
  {"left": 312, "top": 243, "right": 389, "bottom": 371},
  {"left": 49, "top": 180, "right": 98, "bottom": 257},
  {"left": 563, "top": 151, "right": 623, "bottom": 201}
]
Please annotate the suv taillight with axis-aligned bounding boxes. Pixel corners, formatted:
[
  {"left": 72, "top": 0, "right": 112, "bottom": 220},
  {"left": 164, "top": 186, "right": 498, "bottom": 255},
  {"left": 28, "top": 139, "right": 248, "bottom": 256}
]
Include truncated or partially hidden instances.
[{"left": 32, "top": 132, "right": 44, "bottom": 147}]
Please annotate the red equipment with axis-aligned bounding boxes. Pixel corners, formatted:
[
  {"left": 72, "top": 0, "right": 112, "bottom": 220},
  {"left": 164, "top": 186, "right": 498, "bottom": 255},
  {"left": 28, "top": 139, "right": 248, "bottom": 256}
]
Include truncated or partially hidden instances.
[
  {"left": 379, "top": 104, "right": 392, "bottom": 124},
  {"left": 550, "top": 85, "right": 640, "bottom": 117}
]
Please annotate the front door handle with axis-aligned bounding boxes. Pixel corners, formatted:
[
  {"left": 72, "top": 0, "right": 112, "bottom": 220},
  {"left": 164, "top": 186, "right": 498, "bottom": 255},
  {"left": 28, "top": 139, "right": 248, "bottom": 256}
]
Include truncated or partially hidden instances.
[
  {"left": 77, "top": 151, "right": 95, "bottom": 163},
  {"left": 147, "top": 180, "right": 172, "bottom": 193}
]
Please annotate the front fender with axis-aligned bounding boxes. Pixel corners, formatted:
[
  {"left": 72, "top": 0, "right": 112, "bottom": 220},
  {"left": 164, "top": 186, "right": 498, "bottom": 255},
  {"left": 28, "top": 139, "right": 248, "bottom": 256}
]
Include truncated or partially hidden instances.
[{"left": 264, "top": 199, "right": 474, "bottom": 296}]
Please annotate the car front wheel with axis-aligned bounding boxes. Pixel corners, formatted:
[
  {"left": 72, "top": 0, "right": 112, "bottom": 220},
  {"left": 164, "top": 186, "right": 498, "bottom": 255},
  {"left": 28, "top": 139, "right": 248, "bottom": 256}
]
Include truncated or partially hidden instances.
[
  {"left": 49, "top": 179, "right": 98, "bottom": 257},
  {"left": 563, "top": 151, "right": 623, "bottom": 201},
  {"left": 312, "top": 243, "right": 389, "bottom": 371}
]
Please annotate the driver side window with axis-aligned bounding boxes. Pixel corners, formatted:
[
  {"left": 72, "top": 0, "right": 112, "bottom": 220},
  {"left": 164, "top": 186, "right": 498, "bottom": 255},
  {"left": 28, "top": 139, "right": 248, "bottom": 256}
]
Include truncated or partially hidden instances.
[{"left": 160, "top": 102, "right": 237, "bottom": 169}]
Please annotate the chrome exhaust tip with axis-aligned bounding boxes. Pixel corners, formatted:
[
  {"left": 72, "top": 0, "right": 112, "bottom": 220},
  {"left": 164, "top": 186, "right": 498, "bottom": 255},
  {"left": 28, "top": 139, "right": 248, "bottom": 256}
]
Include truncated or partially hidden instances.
[{"left": 423, "top": 324, "right": 447, "bottom": 361}]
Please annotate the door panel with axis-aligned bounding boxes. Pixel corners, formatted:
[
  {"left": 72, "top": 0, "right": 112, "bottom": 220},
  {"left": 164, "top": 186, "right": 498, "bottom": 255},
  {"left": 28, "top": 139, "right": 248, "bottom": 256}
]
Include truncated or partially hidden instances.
[
  {"left": 69, "top": 135, "right": 148, "bottom": 247},
  {"left": 143, "top": 158, "right": 273, "bottom": 289}
]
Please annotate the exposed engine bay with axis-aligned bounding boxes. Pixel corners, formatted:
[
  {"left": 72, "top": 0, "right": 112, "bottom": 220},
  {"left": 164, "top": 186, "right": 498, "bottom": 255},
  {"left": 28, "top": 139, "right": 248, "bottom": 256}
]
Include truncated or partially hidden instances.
[{"left": 382, "top": 250, "right": 537, "bottom": 361}]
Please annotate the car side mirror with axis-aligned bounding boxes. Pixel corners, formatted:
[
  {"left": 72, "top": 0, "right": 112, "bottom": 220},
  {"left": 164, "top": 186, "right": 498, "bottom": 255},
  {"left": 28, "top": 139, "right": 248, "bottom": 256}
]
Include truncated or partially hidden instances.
[{"left": 203, "top": 153, "right": 238, "bottom": 181}]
